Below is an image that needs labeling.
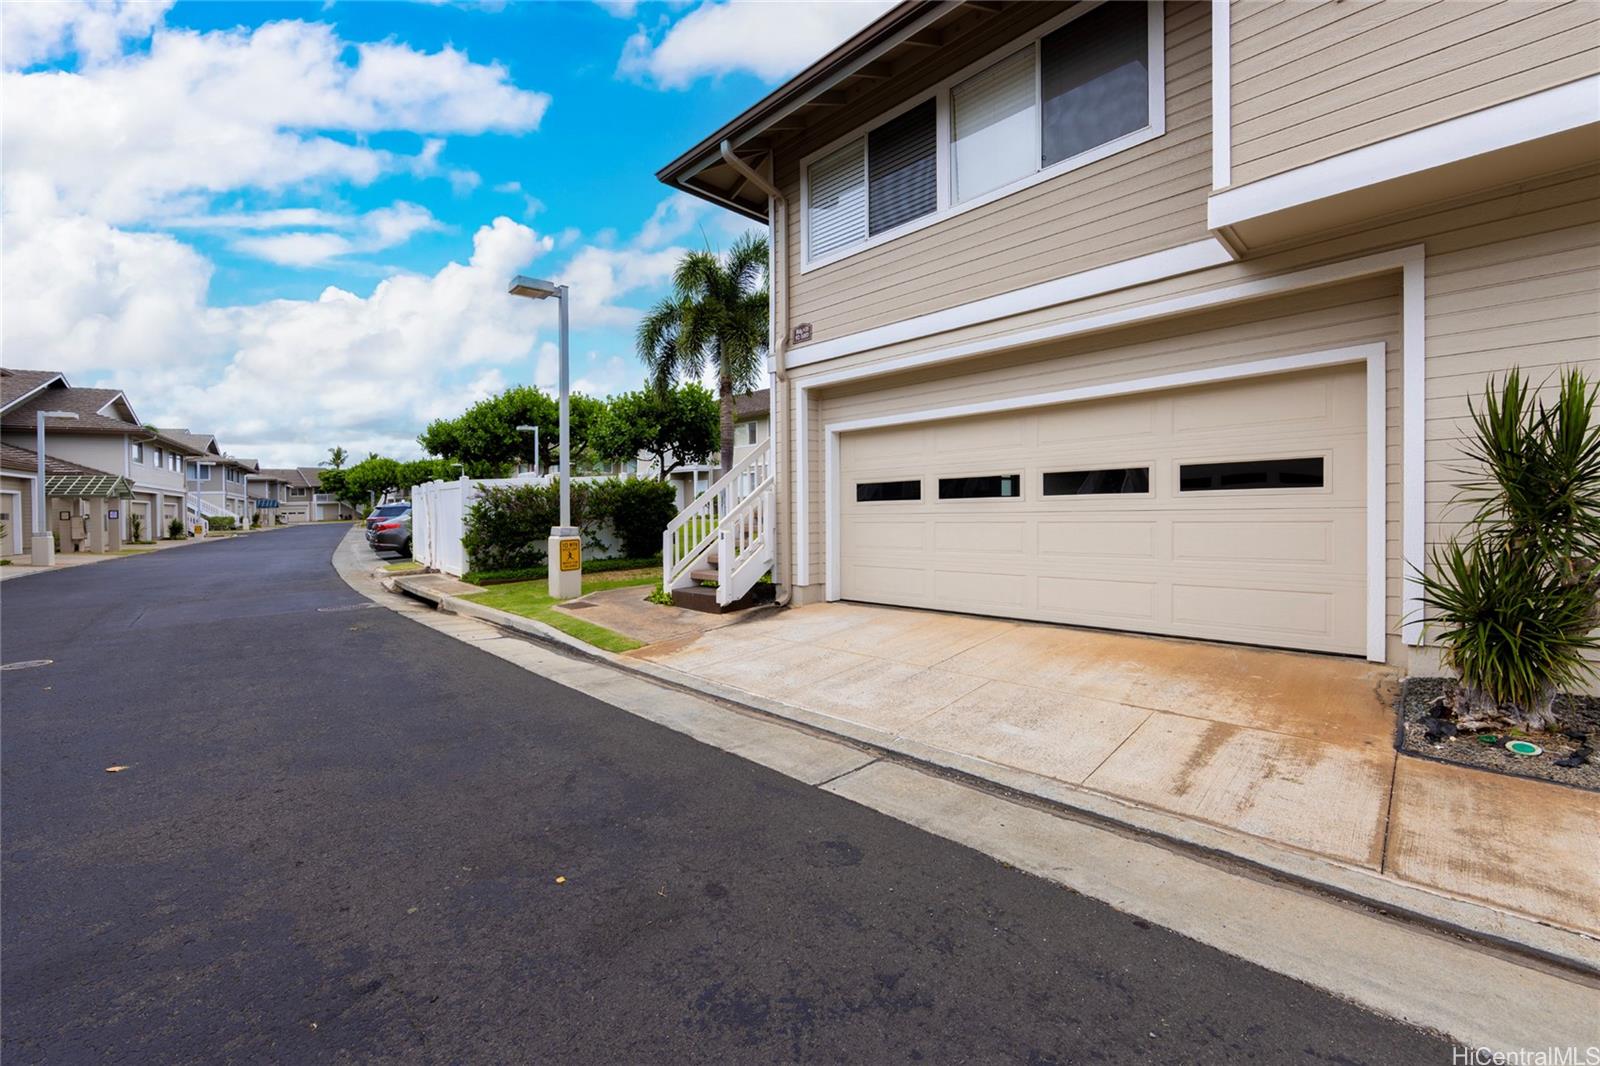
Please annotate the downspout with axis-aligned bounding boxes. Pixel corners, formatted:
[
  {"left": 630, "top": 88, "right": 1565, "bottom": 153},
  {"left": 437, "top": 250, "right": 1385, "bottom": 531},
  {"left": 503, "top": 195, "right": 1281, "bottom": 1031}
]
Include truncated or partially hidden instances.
[{"left": 719, "top": 139, "right": 794, "bottom": 608}]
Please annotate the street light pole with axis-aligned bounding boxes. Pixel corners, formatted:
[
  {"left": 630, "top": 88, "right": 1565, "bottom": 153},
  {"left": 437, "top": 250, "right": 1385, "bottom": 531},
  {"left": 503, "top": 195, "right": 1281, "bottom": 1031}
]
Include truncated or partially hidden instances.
[
  {"left": 33, "top": 410, "right": 79, "bottom": 566},
  {"left": 508, "top": 274, "right": 580, "bottom": 598}
]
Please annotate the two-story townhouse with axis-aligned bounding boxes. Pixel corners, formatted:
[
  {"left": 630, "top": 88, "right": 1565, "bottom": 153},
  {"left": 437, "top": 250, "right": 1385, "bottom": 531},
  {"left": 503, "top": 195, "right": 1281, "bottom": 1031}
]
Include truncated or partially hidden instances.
[
  {"left": 161, "top": 429, "right": 258, "bottom": 525},
  {"left": 0, "top": 368, "right": 186, "bottom": 545},
  {"left": 295, "top": 468, "right": 357, "bottom": 522},
  {"left": 656, "top": 0, "right": 1599, "bottom": 682}
]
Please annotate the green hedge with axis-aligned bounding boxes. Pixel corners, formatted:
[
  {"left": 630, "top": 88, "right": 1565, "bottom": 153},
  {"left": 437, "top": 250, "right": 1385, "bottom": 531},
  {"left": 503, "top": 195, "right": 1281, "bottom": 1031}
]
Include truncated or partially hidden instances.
[
  {"left": 461, "top": 477, "right": 677, "bottom": 573},
  {"left": 464, "top": 554, "right": 662, "bottom": 586},
  {"left": 206, "top": 515, "right": 237, "bottom": 531}
]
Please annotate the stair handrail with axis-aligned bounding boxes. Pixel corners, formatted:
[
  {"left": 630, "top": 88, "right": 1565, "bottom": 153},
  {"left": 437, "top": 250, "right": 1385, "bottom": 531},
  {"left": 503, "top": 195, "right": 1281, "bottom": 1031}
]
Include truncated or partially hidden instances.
[
  {"left": 717, "top": 479, "right": 774, "bottom": 605},
  {"left": 662, "top": 442, "right": 772, "bottom": 592}
]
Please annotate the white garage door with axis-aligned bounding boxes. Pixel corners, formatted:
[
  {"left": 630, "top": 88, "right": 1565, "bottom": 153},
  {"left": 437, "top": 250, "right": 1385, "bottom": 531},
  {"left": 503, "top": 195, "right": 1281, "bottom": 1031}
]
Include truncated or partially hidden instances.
[{"left": 838, "top": 365, "right": 1368, "bottom": 654}]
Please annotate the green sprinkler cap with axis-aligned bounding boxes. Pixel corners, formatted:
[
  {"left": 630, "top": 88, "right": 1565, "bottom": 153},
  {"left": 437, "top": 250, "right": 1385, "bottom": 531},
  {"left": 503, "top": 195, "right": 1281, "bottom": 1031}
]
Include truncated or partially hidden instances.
[{"left": 1504, "top": 740, "right": 1542, "bottom": 757}]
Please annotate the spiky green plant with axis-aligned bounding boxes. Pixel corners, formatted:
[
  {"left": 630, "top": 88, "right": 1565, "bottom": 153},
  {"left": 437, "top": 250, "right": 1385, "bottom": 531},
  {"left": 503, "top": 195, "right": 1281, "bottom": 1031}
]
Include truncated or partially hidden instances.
[{"left": 1418, "top": 368, "right": 1600, "bottom": 728}]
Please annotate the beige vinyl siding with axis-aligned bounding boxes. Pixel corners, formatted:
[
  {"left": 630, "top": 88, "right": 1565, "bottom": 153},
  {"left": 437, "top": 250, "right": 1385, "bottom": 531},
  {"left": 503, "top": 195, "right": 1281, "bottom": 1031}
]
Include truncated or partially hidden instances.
[
  {"left": 785, "top": 164, "right": 1599, "bottom": 672},
  {"left": 779, "top": 1, "right": 1212, "bottom": 347},
  {"left": 1229, "top": 0, "right": 1600, "bottom": 187}
]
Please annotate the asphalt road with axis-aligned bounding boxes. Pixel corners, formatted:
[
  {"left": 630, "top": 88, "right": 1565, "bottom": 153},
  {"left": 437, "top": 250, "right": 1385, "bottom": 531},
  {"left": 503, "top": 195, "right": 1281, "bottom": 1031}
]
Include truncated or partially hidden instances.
[{"left": 1, "top": 525, "right": 1450, "bottom": 1063}]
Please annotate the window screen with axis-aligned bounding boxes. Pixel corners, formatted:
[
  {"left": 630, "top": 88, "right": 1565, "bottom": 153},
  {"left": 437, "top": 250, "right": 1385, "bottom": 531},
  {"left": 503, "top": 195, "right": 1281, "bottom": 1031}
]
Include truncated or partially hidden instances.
[
  {"left": 807, "top": 139, "right": 867, "bottom": 259},
  {"left": 1043, "top": 467, "right": 1150, "bottom": 495},
  {"left": 1040, "top": 1, "right": 1150, "bottom": 167},
  {"left": 868, "top": 99, "right": 937, "bottom": 235},
  {"left": 856, "top": 480, "right": 921, "bottom": 502},
  {"left": 1179, "top": 457, "right": 1324, "bottom": 492},
  {"left": 951, "top": 48, "right": 1038, "bottom": 203},
  {"left": 939, "top": 474, "right": 1021, "bottom": 499}
]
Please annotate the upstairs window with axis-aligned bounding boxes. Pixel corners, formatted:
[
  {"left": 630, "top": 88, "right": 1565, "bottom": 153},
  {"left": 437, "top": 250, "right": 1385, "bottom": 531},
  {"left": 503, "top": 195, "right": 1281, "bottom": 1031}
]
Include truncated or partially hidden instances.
[
  {"left": 130, "top": 441, "right": 144, "bottom": 463},
  {"left": 800, "top": 2, "right": 1161, "bottom": 270},
  {"left": 805, "top": 99, "right": 938, "bottom": 262},
  {"left": 1040, "top": 0, "right": 1151, "bottom": 167},
  {"left": 952, "top": 48, "right": 1037, "bottom": 203}
]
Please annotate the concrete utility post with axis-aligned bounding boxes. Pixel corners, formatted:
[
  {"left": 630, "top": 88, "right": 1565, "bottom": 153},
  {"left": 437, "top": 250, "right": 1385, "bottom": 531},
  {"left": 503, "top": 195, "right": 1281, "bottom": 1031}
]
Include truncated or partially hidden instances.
[
  {"left": 508, "top": 275, "right": 581, "bottom": 599},
  {"left": 32, "top": 410, "right": 79, "bottom": 565}
]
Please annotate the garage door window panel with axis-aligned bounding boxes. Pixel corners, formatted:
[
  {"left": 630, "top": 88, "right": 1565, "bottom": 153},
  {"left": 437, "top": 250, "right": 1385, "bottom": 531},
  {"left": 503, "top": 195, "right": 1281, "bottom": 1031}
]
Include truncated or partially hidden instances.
[
  {"left": 1043, "top": 467, "right": 1150, "bottom": 496},
  {"left": 856, "top": 479, "right": 922, "bottom": 503},
  {"left": 1179, "top": 457, "right": 1326, "bottom": 493},
  {"left": 938, "top": 474, "right": 1022, "bottom": 500}
]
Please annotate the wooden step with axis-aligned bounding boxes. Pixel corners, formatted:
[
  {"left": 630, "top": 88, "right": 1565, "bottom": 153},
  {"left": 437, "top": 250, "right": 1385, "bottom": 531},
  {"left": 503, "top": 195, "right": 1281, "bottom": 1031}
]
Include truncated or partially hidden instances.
[
  {"left": 670, "top": 580, "right": 776, "bottom": 614},
  {"left": 688, "top": 567, "right": 719, "bottom": 583}
]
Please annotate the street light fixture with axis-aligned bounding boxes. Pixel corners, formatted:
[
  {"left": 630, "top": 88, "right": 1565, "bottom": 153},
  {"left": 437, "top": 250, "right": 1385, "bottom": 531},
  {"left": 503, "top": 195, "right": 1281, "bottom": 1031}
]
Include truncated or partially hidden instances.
[
  {"left": 515, "top": 424, "right": 539, "bottom": 476},
  {"left": 33, "top": 410, "right": 80, "bottom": 565},
  {"left": 508, "top": 274, "right": 580, "bottom": 598}
]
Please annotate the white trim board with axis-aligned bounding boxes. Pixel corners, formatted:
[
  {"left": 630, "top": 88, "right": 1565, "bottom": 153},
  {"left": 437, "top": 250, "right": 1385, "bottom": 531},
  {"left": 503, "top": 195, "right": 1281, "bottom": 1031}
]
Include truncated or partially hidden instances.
[
  {"left": 1208, "top": 74, "right": 1600, "bottom": 233},
  {"left": 1210, "top": 0, "right": 1230, "bottom": 190},
  {"left": 822, "top": 344, "right": 1389, "bottom": 662},
  {"left": 792, "top": 243, "right": 1427, "bottom": 652},
  {"left": 789, "top": 238, "right": 1233, "bottom": 369}
]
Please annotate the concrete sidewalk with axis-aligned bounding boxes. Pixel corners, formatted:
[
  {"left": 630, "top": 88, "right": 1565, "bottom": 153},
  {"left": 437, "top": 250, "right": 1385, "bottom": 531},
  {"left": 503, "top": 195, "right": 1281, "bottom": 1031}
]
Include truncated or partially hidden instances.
[{"left": 631, "top": 602, "right": 1600, "bottom": 943}]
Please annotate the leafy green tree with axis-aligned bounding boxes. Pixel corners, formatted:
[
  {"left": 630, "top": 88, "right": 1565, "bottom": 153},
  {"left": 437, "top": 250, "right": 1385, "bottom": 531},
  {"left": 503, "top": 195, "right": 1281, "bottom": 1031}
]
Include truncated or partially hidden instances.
[
  {"left": 397, "top": 458, "right": 457, "bottom": 490},
  {"left": 590, "top": 383, "right": 718, "bottom": 480},
  {"left": 636, "top": 233, "right": 769, "bottom": 474},
  {"left": 342, "top": 455, "right": 402, "bottom": 503},
  {"left": 322, "top": 446, "right": 348, "bottom": 469},
  {"left": 418, "top": 385, "right": 602, "bottom": 474}
]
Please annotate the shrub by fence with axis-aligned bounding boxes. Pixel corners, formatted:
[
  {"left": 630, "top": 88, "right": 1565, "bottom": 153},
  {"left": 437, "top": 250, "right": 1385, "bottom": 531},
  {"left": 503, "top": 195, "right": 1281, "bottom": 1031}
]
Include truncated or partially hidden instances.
[{"left": 461, "top": 477, "right": 677, "bottom": 573}]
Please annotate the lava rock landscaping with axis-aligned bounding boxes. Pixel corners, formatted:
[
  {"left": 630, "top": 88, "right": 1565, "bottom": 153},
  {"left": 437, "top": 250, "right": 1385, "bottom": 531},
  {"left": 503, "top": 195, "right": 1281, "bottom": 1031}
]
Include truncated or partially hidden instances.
[{"left": 1398, "top": 676, "right": 1600, "bottom": 791}]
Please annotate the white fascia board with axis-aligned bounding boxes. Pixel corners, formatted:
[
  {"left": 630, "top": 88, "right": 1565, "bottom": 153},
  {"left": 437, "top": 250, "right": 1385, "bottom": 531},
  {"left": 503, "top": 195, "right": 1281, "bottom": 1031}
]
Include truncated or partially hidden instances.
[
  {"left": 1208, "top": 75, "right": 1600, "bottom": 232},
  {"left": 789, "top": 238, "right": 1234, "bottom": 369}
]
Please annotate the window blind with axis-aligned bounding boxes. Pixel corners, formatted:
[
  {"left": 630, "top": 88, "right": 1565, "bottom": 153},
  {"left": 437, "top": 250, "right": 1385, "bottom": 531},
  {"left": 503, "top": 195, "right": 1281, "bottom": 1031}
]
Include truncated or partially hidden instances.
[
  {"left": 807, "top": 139, "right": 867, "bottom": 260},
  {"left": 951, "top": 47, "right": 1037, "bottom": 203},
  {"left": 867, "top": 99, "right": 937, "bottom": 236},
  {"left": 1041, "top": 1, "right": 1149, "bottom": 167}
]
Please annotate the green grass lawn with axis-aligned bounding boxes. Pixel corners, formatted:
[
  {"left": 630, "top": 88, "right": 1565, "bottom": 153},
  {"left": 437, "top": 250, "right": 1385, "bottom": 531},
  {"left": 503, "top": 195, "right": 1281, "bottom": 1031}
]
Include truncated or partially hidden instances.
[
  {"left": 384, "top": 560, "right": 424, "bottom": 572},
  {"left": 460, "top": 569, "right": 658, "bottom": 653}
]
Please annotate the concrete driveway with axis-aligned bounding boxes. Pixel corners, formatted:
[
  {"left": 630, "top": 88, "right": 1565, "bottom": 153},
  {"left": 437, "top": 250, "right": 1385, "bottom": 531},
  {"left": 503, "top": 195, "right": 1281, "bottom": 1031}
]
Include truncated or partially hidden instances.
[{"left": 633, "top": 602, "right": 1600, "bottom": 936}]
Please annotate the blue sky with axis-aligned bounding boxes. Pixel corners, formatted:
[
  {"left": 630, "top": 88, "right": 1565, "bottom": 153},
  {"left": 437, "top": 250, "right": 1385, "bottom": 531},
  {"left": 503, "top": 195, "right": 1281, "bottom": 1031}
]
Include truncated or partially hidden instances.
[{"left": 2, "top": 0, "right": 888, "bottom": 465}]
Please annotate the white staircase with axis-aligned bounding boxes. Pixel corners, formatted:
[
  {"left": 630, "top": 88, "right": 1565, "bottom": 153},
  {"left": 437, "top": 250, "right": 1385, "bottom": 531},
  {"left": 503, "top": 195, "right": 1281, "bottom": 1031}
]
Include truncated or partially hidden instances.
[
  {"left": 662, "top": 442, "right": 774, "bottom": 610},
  {"left": 187, "top": 492, "right": 232, "bottom": 529}
]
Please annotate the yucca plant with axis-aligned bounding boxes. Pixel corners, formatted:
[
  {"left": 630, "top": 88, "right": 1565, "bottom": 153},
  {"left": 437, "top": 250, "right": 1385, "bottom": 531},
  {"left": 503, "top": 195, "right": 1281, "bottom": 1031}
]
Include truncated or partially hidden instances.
[{"left": 1419, "top": 368, "right": 1600, "bottom": 730}]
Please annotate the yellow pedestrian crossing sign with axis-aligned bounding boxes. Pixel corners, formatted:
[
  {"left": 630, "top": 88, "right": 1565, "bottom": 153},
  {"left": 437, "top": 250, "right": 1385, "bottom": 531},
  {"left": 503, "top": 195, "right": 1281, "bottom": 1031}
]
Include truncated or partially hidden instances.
[{"left": 559, "top": 538, "right": 581, "bottom": 572}]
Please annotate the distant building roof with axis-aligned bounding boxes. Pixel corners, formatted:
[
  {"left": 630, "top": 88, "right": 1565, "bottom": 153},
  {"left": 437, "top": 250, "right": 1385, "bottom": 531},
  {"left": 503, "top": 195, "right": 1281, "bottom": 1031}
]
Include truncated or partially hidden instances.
[
  {"left": 733, "top": 388, "right": 769, "bottom": 421},
  {"left": 0, "top": 368, "right": 70, "bottom": 413}
]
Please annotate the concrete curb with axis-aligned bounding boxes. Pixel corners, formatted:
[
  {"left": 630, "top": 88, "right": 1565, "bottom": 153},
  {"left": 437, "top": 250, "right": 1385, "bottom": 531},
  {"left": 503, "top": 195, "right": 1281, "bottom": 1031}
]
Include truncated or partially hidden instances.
[{"left": 366, "top": 551, "right": 1600, "bottom": 978}]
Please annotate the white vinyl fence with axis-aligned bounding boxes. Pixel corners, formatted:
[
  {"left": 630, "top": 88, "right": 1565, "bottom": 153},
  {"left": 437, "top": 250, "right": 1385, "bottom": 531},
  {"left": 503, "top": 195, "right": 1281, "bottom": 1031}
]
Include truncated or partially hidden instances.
[{"left": 410, "top": 474, "right": 620, "bottom": 577}]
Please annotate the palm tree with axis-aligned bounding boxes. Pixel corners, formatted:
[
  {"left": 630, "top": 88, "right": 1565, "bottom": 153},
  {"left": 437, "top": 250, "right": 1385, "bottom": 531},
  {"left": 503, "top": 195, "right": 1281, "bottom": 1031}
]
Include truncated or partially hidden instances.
[
  {"left": 636, "top": 233, "right": 769, "bottom": 476},
  {"left": 322, "top": 446, "right": 347, "bottom": 469}
]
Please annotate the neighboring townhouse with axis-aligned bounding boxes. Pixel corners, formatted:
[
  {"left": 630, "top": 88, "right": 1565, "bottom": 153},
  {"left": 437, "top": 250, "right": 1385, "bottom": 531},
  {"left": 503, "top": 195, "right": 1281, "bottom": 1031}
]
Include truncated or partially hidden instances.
[
  {"left": 160, "top": 429, "right": 258, "bottom": 525},
  {"left": 655, "top": 1, "right": 1600, "bottom": 680},
  {"left": 0, "top": 368, "right": 189, "bottom": 543},
  {"left": 0, "top": 442, "right": 135, "bottom": 557},
  {"left": 248, "top": 468, "right": 293, "bottom": 525},
  {"left": 295, "top": 468, "right": 358, "bottom": 522},
  {"left": 664, "top": 389, "right": 770, "bottom": 509}
]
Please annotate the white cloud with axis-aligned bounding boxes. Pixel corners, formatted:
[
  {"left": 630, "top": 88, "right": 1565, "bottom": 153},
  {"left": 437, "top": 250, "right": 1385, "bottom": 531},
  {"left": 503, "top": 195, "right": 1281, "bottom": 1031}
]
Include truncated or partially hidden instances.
[
  {"left": 619, "top": 0, "right": 892, "bottom": 89},
  {"left": 3, "top": 18, "right": 550, "bottom": 223},
  {"left": 2, "top": 0, "right": 174, "bottom": 68}
]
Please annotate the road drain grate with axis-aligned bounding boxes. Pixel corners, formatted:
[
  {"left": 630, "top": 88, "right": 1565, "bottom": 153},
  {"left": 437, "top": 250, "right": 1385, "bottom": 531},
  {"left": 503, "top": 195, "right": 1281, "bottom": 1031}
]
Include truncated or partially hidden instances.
[
  {"left": 2, "top": 659, "right": 54, "bottom": 671},
  {"left": 318, "top": 602, "right": 378, "bottom": 613}
]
